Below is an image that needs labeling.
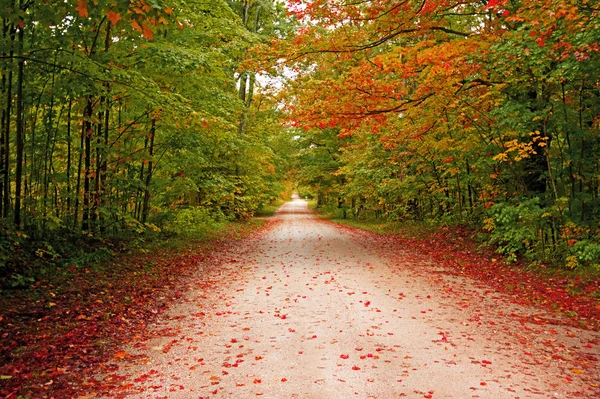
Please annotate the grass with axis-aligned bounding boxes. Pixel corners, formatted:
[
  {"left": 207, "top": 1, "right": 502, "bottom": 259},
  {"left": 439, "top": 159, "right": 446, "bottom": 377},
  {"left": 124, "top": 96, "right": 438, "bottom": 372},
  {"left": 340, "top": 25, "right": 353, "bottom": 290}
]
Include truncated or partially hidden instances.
[{"left": 254, "top": 198, "right": 290, "bottom": 217}]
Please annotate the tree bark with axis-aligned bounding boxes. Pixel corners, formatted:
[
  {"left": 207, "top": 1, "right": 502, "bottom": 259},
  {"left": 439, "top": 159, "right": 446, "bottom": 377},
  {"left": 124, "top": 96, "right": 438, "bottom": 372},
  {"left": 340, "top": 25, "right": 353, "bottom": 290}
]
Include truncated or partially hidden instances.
[
  {"left": 141, "top": 118, "right": 155, "bottom": 223},
  {"left": 14, "top": 10, "right": 25, "bottom": 227}
]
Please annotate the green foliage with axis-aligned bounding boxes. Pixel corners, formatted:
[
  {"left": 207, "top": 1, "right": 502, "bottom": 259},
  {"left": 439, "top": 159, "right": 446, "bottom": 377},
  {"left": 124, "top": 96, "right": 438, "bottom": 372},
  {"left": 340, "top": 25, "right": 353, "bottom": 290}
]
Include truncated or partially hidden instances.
[
  {"left": 287, "top": 0, "right": 600, "bottom": 271},
  {"left": 166, "top": 207, "right": 229, "bottom": 238},
  {"left": 0, "top": 0, "right": 297, "bottom": 282},
  {"left": 571, "top": 240, "right": 600, "bottom": 269},
  {"left": 484, "top": 199, "right": 546, "bottom": 262}
]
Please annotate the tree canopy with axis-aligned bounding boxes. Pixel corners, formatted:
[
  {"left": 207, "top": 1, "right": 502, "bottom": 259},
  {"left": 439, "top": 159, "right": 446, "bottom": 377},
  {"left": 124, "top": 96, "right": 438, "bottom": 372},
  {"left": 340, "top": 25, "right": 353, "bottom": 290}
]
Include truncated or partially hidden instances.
[
  {"left": 0, "top": 0, "right": 297, "bottom": 275},
  {"left": 275, "top": 0, "right": 600, "bottom": 267},
  {"left": 0, "top": 0, "right": 599, "bottom": 273}
]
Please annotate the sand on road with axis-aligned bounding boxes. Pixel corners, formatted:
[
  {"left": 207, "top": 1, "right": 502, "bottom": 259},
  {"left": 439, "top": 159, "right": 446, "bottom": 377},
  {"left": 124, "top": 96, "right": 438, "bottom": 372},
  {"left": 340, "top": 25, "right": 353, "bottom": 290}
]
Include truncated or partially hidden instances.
[{"left": 96, "top": 197, "right": 600, "bottom": 398}]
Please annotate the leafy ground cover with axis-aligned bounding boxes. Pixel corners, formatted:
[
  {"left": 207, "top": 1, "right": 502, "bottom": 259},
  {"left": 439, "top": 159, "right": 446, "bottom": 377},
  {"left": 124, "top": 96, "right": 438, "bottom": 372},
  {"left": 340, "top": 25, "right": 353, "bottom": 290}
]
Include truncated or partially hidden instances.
[
  {"left": 0, "top": 219, "right": 271, "bottom": 398},
  {"left": 331, "top": 218, "right": 600, "bottom": 331}
]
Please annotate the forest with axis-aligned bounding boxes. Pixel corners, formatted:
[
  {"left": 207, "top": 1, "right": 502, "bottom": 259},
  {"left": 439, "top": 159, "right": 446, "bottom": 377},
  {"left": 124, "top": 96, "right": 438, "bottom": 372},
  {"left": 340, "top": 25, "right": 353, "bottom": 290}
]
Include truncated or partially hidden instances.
[
  {"left": 283, "top": 0, "right": 600, "bottom": 268},
  {"left": 1, "top": 0, "right": 600, "bottom": 397},
  {"left": 0, "top": 0, "right": 297, "bottom": 284},
  {"left": 0, "top": 0, "right": 599, "bottom": 280}
]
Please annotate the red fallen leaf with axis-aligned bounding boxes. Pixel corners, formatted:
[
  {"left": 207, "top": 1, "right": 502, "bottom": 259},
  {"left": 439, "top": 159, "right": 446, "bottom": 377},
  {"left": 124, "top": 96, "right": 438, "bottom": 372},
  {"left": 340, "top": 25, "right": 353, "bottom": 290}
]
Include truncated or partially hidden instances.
[
  {"left": 481, "top": 359, "right": 492, "bottom": 365},
  {"left": 253, "top": 378, "right": 262, "bottom": 383},
  {"left": 281, "top": 314, "right": 287, "bottom": 319},
  {"left": 367, "top": 353, "right": 373, "bottom": 358},
  {"left": 340, "top": 354, "right": 349, "bottom": 359},
  {"left": 364, "top": 301, "right": 371, "bottom": 307},
  {"left": 231, "top": 338, "right": 237, "bottom": 343},
  {"left": 480, "top": 381, "right": 487, "bottom": 386},
  {"left": 281, "top": 377, "right": 287, "bottom": 382},
  {"left": 134, "top": 373, "right": 151, "bottom": 383},
  {"left": 355, "top": 347, "right": 363, "bottom": 351},
  {"left": 352, "top": 365, "right": 361, "bottom": 370}
]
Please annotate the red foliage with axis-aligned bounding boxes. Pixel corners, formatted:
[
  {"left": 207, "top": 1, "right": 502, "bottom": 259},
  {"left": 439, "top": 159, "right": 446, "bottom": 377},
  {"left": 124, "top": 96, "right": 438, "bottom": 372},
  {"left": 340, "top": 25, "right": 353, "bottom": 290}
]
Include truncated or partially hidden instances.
[
  {"left": 0, "top": 221, "right": 273, "bottom": 398},
  {"left": 330, "top": 220, "right": 600, "bottom": 331}
]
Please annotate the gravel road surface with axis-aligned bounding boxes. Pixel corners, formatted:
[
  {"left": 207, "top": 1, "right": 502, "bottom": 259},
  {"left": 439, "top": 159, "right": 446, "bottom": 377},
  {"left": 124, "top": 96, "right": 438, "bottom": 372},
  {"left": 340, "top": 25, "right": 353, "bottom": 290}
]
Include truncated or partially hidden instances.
[{"left": 98, "top": 197, "right": 600, "bottom": 398}]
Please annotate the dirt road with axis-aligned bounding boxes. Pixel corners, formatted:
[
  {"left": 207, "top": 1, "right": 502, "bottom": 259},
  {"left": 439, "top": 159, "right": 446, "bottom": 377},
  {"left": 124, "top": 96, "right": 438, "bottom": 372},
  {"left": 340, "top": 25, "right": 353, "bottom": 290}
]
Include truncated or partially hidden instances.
[{"left": 98, "top": 197, "right": 600, "bottom": 398}]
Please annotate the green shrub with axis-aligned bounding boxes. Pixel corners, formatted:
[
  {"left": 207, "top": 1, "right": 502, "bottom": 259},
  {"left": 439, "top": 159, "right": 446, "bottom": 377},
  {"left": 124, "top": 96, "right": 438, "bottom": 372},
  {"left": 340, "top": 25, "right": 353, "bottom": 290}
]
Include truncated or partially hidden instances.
[
  {"left": 166, "top": 207, "right": 228, "bottom": 238},
  {"left": 571, "top": 239, "right": 600, "bottom": 268},
  {"left": 484, "top": 198, "right": 546, "bottom": 261}
]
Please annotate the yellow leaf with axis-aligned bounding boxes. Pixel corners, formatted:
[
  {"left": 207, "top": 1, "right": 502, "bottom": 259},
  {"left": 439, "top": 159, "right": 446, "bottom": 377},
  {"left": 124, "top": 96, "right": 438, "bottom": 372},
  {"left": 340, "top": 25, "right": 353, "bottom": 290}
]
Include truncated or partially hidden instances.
[{"left": 571, "top": 369, "right": 584, "bottom": 374}]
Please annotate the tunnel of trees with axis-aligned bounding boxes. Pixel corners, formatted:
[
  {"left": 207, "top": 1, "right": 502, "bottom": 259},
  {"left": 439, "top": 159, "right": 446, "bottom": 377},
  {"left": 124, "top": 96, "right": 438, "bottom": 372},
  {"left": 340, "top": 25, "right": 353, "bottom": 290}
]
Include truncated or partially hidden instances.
[{"left": 1, "top": 0, "right": 599, "bottom": 278}]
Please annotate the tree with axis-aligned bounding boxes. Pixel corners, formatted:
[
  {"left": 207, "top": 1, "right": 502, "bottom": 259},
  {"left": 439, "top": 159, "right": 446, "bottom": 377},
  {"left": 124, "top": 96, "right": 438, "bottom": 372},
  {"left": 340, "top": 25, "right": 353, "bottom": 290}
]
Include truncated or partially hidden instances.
[{"left": 279, "top": 0, "right": 600, "bottom": 266}]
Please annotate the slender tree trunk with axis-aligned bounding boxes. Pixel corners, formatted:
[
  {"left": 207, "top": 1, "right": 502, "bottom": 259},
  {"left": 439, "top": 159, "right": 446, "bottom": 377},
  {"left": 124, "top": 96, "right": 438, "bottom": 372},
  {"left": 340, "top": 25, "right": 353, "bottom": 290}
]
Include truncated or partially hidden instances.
[
  {"left": 2, "top": 4, "right": 15, "bottom": 219},
  {"left": 66, "top": 99, "right": 72, "bottom": 215},
  {"left": 74, "top": 119, "right": 84, "bottom": 231},
  {"left": 465, "top": 159, "right": 474, "bottom": 211},
  {"left": 94, "top": 23, "right": 112, "bottom": 231},
  {"left": 42, "top": 70, "right": 57, "bottom": 230},
  {"left": 14, "top": 11, "right": 25, "bottom": 228},
  {"left": 2, "top": 68, "right": 11, "bottom": 219},
  {"left": 136, "top": 135, "right": 147, "bottom": 220},
  {"left": 99, "top": 96, "right": 109, "bottom": 231},
  {"left": 91, "top": 106, "right": 102, "bottom": 226},
  {"left": 82, "top": 96, "right": 93, "bottom": 232},
  {"left": 46, "top": 106, "right": 62, "bottom": 220},
  {"left": 141, "top": 119, "right": 155, "bottom": 223}
]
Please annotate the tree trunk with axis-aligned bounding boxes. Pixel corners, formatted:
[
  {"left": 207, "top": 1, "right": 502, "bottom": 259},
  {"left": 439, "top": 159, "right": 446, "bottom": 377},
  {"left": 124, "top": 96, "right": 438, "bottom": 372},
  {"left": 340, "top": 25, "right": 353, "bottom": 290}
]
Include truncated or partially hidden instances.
[
  {"left": 66, "top": 99, "right": 72, "bottom": 214},
  {"left": 82, "top": 96, "right": 93, "bottom": 232},
  {"left": 14, "top": 12, "right": 25, "bottom": 228},
  {"left": 141, "top": 119, "right": 155, "bottom": 223}
]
